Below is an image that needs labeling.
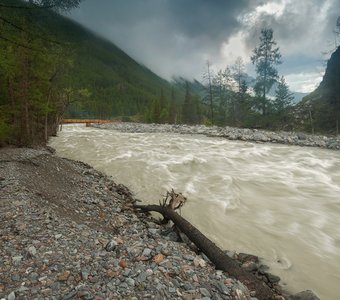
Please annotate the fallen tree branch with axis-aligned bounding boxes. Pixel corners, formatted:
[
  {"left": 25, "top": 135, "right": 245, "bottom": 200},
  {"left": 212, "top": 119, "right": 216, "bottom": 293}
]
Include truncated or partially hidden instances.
[{"left": 134, "top": 202, "right": 276, "bottom": 300}]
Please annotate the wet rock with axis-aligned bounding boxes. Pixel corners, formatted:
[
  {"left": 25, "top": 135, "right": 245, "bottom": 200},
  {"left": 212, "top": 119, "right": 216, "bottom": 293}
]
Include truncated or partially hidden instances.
[
  {"left": 265, "top": 273, "right": 281, "bottom": 284},
  {"left": 289, "top": 290, "right": 320, "bottom": 300},
  {"left": 241, "top": 261, "right": 258, "bottom": 272},
  {"left": 258, "top": 264, "right": 270, "bottom": 275}
]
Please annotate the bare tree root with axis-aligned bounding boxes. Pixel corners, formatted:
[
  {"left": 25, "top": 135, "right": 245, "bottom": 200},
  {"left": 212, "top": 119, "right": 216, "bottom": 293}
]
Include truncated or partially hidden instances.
[{"left": 134, "top": 191, "right": 275, "bottom": 300}]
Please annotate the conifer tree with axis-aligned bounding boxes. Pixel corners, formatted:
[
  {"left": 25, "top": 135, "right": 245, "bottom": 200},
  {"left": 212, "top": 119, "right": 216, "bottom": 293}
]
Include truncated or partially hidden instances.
[
  {"left": 274, "top": 76, "right": 294, "bottom": 113},
  {"left": 251, "top": 28, "right": 281, "bottom": 115}
]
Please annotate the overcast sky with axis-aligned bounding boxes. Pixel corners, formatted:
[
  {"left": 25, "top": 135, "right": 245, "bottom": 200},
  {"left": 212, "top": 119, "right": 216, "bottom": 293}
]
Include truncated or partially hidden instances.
[{"left": 69, "top": 0, "right": 340, "bottom": 93}]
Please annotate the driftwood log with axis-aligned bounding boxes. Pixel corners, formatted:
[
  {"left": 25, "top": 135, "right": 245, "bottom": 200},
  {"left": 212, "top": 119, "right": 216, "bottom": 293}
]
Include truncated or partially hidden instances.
[{"left": 134, "top": 195, "right": 275, "bottom": 300}]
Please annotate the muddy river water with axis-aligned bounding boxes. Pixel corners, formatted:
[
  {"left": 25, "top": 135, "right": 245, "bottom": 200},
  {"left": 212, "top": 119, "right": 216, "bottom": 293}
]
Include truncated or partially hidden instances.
[{"left": 49, "top": 124, "right": 340, "bottom": 299}]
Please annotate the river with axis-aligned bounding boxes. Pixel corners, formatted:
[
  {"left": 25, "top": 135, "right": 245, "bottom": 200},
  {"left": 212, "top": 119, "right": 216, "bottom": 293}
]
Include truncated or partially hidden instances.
[{"left": 49, "top": 124, "right": 340, "bottom": 299}]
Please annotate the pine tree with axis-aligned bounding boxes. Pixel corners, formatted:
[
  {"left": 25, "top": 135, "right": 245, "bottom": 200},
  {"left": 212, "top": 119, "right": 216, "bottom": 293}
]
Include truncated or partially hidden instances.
[
  {"left": 251, "top": 28, "right": 282, "bottom": 115},
  {"left": 274, "top": 76, "right": 294, "bottom": 114}
]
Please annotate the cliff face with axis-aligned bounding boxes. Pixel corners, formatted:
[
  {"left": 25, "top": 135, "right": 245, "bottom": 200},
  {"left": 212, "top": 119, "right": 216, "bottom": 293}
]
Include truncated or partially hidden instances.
[
  {"left": 317, "top": 46, "right": 340, "bottom": 104},
  {"left": 298, "top": 46, "right": 340, "bottom": 133}
]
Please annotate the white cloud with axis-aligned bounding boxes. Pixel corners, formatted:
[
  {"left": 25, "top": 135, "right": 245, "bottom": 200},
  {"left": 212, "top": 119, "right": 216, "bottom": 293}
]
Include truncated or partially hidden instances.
[
  {"left": 285, "top": 72, "right": 324, "bottom": 93},
  {"left": 69, "top": 0, "right": 339, "bottom": 85},
  {"left": 220, "top": 32, "right": 251, "bottom": 65}
]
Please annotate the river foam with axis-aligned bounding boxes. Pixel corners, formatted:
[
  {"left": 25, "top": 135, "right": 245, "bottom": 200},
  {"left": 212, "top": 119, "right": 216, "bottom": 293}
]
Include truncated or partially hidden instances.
[{"left": 49, "top": 124, "right": 340, "bottom": 299}]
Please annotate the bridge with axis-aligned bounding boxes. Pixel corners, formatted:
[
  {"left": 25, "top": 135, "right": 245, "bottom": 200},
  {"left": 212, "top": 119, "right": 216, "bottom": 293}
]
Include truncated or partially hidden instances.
[
  {"left": 63, "top": 119, "right": 114, "bottom": 124},
  {"left": 62, "top": 119, "right": 116, "bottom": 127}
]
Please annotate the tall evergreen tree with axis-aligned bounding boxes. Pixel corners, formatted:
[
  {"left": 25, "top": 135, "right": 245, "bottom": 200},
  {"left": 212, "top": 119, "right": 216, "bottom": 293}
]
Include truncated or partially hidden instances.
[
  {"left": 251, "top": 28, "right": 281, "bottom": 115},
  {"left": 274, "top": 76, "right": 294, "bottom": 114}
]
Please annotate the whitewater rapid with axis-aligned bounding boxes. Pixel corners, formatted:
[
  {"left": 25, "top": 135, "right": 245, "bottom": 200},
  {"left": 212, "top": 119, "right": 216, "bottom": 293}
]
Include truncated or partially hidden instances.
[{"left": 49, "top": 124, "right": 340, "bottom": 299}]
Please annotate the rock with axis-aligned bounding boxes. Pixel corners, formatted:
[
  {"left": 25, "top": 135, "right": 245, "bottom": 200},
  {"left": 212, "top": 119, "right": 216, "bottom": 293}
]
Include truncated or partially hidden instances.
[
  {"left": 7, "top": 291, "right": 16, "bottom": 300},
  {"left": 29, "top": 272, "right": 39, "bottom": 282},
  {"left": 258, "top": 264, "right": 270, "bottom": 274},
  {"left": 126, "top": 278, "right": 135, "bottom": 287},
  {"left": 58, "top": 270, "right": 71, "bottom": 281},
  {"left": 105, "top": 240, "right": 117, "bottom": 252},
  {"left": 137, "top": 272, "right": 147, "bottom": 283},
  {"left": 12, "top": 255, "right": 23, "bottom": 263},
  {"left": 237, "top": 253, "right": 259, "bottom": 264},
  {"left": 241, "top": 261, "right": 258, "bottom": 272},
  {"left": 63, "top": 290, "right": 77, "bottom": 300},
  {"left": 142, "top": 248, "right": 152, "bottom": 257},
  {"left": 81, "top": 270, "right": 90, "bottom": 280},
  {"left": 153, "top": 253, "right": 165, "bottom": 264},
  {"left": 289, "top": 290, "right": 320, "bottom": 300},
  {"left": 183, "top": 255, "right": 195, "bottom": 261},
  {"left": 213, "top": 281, "right": 229, "bottom": 294},
  {"left": 194, "top": 257, "right": 207, "bottom": 267},
  {"left": 11, "top": 274, "right": 20, "bottom": 281},
  {"left": 200, "top": 287, "right": 211, "bottom": 297},
  {"left": 122, "top": 268, "right": 131, "bottom": 276},
  {"left": 119, "top": 259, "right": 127, "bottom": 268},
  {"left": 27, "top": 245, "right": 37, "bottom": 256},
  {"left": 41, "top": 288, "right": 53, "bottom": 296},
  {"left": 183, "top": 283, "right": 194, "bottom": 290},
  {"left": 265, "top": 273, "right": 281, "bottom": 284}
]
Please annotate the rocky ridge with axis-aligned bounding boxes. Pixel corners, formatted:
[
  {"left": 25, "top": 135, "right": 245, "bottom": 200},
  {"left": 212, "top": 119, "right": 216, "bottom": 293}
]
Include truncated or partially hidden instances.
[
  {"left": 0, "top": 147, "right": 320, "bottom": 300},
  {"left": 93, "top": 122, "right": 340, "bottom": 150}
]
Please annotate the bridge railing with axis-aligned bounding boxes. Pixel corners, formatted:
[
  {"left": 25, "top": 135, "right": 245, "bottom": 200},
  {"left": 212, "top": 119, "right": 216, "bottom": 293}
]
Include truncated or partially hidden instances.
[{"left": 62, "top": 119, "right": 114, "bottom": 124}]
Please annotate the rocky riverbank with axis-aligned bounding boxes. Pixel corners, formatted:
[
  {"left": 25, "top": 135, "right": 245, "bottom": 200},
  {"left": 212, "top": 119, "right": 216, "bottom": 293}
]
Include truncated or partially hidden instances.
[
  {"left": 93, "top": 122, "right": 340, "bottom": 150},
  {"left": 0, "top": 147, "right": 319, "bottom": 300}
]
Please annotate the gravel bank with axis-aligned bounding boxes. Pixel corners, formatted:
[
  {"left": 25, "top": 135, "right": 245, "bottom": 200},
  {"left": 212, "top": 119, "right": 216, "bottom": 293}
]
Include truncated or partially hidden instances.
[
  {"left": 93, "top": 123, "right": 340, "bottom": 150},
  {"left": 0, "top": 147, "right": 319, "bottom": 300}
]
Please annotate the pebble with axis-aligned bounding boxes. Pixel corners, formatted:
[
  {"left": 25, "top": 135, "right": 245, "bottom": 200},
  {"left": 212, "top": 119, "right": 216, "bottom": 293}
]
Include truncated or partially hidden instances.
[
  {"left": 104, "top": 240, "right": 117, "bottom": 252},
  {"left": 27, "top": 245, "right": 37, "bottom": 256},
  {"left": 142, "top": 248, "right": 152, "bottom": 257},
  {"left": 200, "top": 287, "right": 211, "bottom": 297},
  {"left": 0, "top": 147, "right": 307, "bottom": 300},
  {"left": 95, "top": 122, "right": 340, "bottom": 150},
  {"left": 7, "top": 291, "right": 16, "bottom": 300}
]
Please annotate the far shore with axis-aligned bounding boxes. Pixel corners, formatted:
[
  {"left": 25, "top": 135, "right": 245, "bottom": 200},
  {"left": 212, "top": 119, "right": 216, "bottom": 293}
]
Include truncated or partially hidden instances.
[{"left": 91, "top": 122, "right": 340, "bottom": 150}]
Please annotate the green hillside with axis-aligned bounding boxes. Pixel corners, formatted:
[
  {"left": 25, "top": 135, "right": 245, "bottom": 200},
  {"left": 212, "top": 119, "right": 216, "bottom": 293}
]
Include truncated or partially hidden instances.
[
  {"left": 0, "top": 0, "right": 194, "bottom": 145},
  {"left": 35, "top": 9, "right": 175, "bottom": 119}
]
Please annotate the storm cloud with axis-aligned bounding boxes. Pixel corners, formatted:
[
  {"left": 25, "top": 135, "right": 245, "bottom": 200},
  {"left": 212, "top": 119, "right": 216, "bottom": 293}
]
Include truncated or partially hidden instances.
[{"left": 69, "top": 0, "right": 339, "bottom": 92}]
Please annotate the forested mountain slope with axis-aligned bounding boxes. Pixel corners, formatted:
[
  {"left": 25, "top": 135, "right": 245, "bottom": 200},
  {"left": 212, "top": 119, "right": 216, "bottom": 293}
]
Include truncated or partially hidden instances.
[{"left": 42, "top": 10, "right": 174, "bottom": 119}]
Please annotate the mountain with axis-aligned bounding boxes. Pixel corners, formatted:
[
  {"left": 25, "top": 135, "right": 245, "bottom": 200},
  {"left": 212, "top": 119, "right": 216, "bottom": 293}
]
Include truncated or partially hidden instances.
[
  {"left": 27, "top": 6, "right": 176, "bottom": 120},
  {"left": 295, "top": 46, "right": 340, "bottom": 132},
  {"left": 172, "top": 76, "right": 206, "bottom": 96}
]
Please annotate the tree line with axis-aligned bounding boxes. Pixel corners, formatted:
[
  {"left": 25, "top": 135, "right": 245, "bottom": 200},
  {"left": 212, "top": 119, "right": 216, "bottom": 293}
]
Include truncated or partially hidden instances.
[
  {"left": 0, "top": 0, "right": 84, "bottom": 146},
  {"left": 1, "top": 3, "right": 338, "bottom": 146},
  {"left": 197, "top": 28, "right": 294, "bottom": 129}
]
